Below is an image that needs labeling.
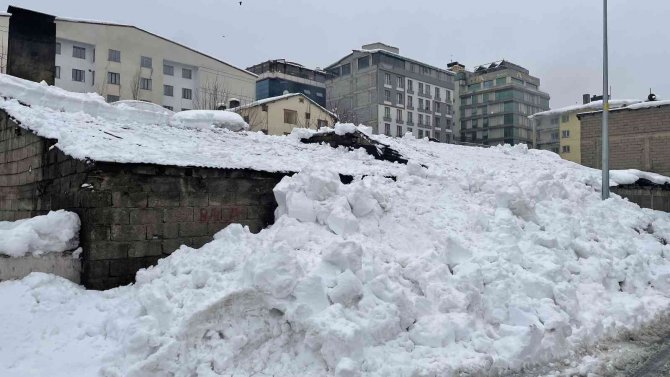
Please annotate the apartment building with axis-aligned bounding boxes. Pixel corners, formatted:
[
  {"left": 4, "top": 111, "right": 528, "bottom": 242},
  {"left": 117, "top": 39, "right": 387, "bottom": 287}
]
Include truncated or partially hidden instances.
[
  {"left": 452, "top": 60, "right": 550, "bottom": 146},
  {"left": 530, "top": 96, "right": 640, "bottom": 163},
  {"left": 1, "top": 9, "right": 256, "bottom": 110},
  {"left": 325, "top": 43, "right": 456, "bottom": 142},
  {"left": 246, "top": 60, "right": 329, "bottom": 107},
  {"left": 0, "top": 12, "right": 8, "bottom": 74},
  {"left": 230, "top": 93, "right": 337, "bottom": 136}
]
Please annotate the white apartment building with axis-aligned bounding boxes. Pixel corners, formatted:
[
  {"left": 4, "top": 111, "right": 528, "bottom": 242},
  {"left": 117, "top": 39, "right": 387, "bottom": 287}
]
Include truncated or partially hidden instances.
[{"left": 0, "top": 13, "right": 256, "bottom": 110}]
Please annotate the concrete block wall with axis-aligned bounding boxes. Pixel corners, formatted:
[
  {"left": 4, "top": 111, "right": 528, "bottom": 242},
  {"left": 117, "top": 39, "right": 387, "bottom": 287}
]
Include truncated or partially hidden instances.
[
  {"left": 581, "top": 106, "right": 670, "bottom": 176},
  {"left": 612, "top": 186, "right": 670, "bottom": 212},
  {"left": 1, "top": 110, "right": 286, "bottom": 290}
]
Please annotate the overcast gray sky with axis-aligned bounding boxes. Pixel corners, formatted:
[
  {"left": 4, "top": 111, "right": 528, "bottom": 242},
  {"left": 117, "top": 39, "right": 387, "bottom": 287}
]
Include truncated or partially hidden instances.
[{"left": 3, "top": 0, "right": 669, "bottom": 107}]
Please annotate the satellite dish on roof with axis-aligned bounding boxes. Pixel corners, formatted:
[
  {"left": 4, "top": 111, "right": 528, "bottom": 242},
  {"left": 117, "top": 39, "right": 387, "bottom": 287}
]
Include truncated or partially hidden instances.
[{"left": 648, "top": 93, "right": 657, "bottom": 102}]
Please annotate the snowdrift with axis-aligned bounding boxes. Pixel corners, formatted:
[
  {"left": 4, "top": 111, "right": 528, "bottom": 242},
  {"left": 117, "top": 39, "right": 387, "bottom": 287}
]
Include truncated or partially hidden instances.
[
  {"left": 0, "top": 210, "right": 80, "bottom": 257},
  {"left": 2, "top": 141, "right": 670, "bottom": 377}
]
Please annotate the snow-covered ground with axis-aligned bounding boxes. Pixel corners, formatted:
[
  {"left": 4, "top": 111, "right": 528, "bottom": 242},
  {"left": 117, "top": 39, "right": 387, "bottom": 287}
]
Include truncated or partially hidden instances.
[
  {"left": 1, "top": 140, "right": 670, "bottom": 376},
  {"left": 0, "top": 211, "right": 80, "bottom": 257}
]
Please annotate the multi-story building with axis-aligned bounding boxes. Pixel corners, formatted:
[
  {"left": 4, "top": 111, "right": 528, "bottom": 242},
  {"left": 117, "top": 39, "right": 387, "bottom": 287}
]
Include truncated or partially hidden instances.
[
  {"left": 1, "top": 9, "right": 256, "bottom": 110},
  {"left": 453, "top": 60, "right": 550, "bottom": 146},
  {"left": 325, "top": 43, "right": 456, "bottom": 142},
  {"left": 530, "top": 96, "right": 640, "bottom": 163},
  {"left": 0, "top": 12, "right": 8, "bottom": 74},
  {"left": 246, "top": 60, "right": 329, "bottom": 107}
]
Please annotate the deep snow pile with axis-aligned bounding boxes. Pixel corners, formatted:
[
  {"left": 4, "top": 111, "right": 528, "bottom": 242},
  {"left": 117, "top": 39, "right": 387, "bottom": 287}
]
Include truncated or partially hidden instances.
[
  {"left": 0, "top": 210, "right": 80, "bottom": 257},
  {"left": 2, "top": 141, "right": 670, "bottom": 377},
  {"left": 170, "top": 110, "right": 249, "bottom": 131}
]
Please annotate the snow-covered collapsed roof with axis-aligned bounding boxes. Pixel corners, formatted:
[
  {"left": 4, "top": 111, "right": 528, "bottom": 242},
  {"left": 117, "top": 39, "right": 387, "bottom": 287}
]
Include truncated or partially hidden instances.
[
  {"left": 0, "top": 74, "right": 667, "bottom": 187},
  {"left": 529, "top": 99, "right": 642, "bottom": 119}
]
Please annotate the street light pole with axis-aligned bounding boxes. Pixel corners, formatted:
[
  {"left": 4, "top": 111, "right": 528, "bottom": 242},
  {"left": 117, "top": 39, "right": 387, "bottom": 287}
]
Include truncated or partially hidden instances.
[{"left": 602, "top": 0, "right": 610, "bottom": 200}]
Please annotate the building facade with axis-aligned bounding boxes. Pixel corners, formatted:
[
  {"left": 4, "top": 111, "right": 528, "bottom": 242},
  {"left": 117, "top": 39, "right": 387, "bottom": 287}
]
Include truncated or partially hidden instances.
[
  {"left": 579, "top": 101, "right": 670, "bottom": 177},
  {"left": 325, "top": 43, "right": 456, "bottom": 142},
  {"left": 231, "top": 93, "right": 337, "bottom": 135},
  {"left": 246, "top": 60, "right": 329, "bottom": 107},
  {"left": 453, "top": 60, "right": 550, "bottom": 146},
  {"left": 2, "top": 9, "right": 256, "bottom": 110},
  {"left": 530, "top": 98, "right": 640, "bottom": 163}
]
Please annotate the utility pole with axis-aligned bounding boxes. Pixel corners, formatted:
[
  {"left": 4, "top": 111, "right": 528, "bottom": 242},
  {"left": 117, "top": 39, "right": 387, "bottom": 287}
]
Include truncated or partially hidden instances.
[{"left": 601, "top": 0, "right": 610, "bottom": 200}]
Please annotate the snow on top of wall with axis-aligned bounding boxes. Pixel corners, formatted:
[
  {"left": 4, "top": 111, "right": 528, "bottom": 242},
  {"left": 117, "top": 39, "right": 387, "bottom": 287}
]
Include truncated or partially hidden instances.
[
  {"left": 620, "top": 100, "right": 670, "bottom": 111},
  {"left": 0, "top": 211, "right": 80, "bottom": 257},
  {"left": 111, "top": 100, "right": 175, "bottom": 116},
  {"left": 170, "top": 110, "right": 249, "bottom": 131},
  {"left": 610, "top": 169, "right": 670, "bottom": 185},
  {"left": 530, "top": 99, "right": 641, "bottom": 118}
]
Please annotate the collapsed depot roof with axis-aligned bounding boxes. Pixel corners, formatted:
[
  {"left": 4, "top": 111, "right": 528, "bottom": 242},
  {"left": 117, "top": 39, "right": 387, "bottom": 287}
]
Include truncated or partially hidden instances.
[{"left": 0, "top": 73, "right": 665, "bottom": 187}]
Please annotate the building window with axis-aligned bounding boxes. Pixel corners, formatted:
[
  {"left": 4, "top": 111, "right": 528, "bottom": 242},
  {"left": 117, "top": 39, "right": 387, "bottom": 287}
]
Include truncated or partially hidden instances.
[
  {"left": 317, "top": 119, "right": 328, "bottom": 129},
  {"left": 418, "top": 114, "right": 423, "bottom": 126},
  {"left": 419, "top": 98, "right": 424, "bottom": 109},
  {"left": 341, "top": 63, "right": 351, "bottom": 76},
  {"left": 284, "top": 109, "right": 298, "bottom": 124},
  {"left": 55, "top": 66, "right": 60, "bottom": 79},
  {"left": 484, "top": 80, "right": 493, "bottom": 89},
  {"left": 562, "top": 145, "right": 571, "bottom": 153},
  {"left": 182, "top": 88, "right": 192, "bottom": 100},
  {"left": 397, "top": 125, "right": 402, "bottom": 136},
  {"left": 397, "top": 76, "right": 404, "bottom": 88},
  {"left": 384, "top": 123, "right": 391, "bottom": 136},
  {"left": 108, "top": 49, "right": 121, "bottom": 62},
  {"left": 140, "top": 78, "right": 152, "bottom": 90},
  {"left": 397, "top": 109, "right": 403, "bottom": 122},
  {"left": 385, "top": 90, "right": 391, "bottom": 102},
  {"left": 435, "top": 87, "right": 441, "bottom": 99},
  {"left": 407, "top": 79, "right": 413, "bottom": 92},
  {"left": 141, "top": 56, "right": 152, "bottom": 68},
  {"left": 72, "top": 69, "right": 85, "bottom": 82},
  {"left": 397, "top": 93, "right": 403, "bottom": 104},
  {"left": 425, "top": 101, "right": 430, "bottom": 111},
  {"left": 418, "top": 129, "right": 424, "bottom": 139},
  {"left": 550, "top": 117, "right": 560, "bottom": 125},
  {"left": 316, "top": 92, "right": 324, "bottom": 98},
  {"left": 407, "top": 112, "right": 413, "bottom": 124},
  {"left": 164, "top": 105, "right": 174, "bottom": 111},
  {"left": 384, "top": 73, "right": 391, "bottom": 86},
  {"left": 164, "top": 85, "right": 174, "bottom": 96},
  {"left": 384, "top": 106, "right": 391, "bottom": 119},
  {"left": 107, "top": 72, "right": 120, "bottom": 85},
  {"left": 164, "top": 64, "right": 174, "bottom": 76},
  {"left": 418, "top": 83, "right": 424, "bottom": 94},
  {"left": 106, "top": 95, "right": 120, "bottom": 103},
  {"left": 182, "top": 68, "right": 192, "bottom": 79},
  {"left": 561, "top": 114, "right": 570, "bottom": 123},
  {"left": 407, "top": 95, "right": 413, "bottom": 108},
  {"left": 434, "top": 117, "right": 440, "bottom": 126},
  {"left": 435, "top": 102, "right": 441, "bottom": 113},
  {"left": 496, "top": 77, "right": 507, "bottom": 86},
  {"left": 357, "top": 56, "right": 370, "bottom": 70},
  {"left": 426, "top": 84, "right": 431, "bottom": 95},
  {"left": 72, "top": 46, "right": 86, "bottom": 59},
  {"left": 425, "top": 115, "right": 431, "bottom": 126},
  {"left": 561, "top": 130, "right": 570, "bottom": 138},
  {"left": 305, "top": 112, "right": 311, "bottom": 120}
]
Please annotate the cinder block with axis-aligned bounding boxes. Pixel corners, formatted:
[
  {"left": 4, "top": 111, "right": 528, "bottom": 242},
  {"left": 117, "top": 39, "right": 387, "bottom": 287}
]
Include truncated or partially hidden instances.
[
  {"left": 87, "top": 208, "right": 130, "bottom": 225},
  {"left": 111, "top": 224, "right": 146, "bottom": 241},
  {"left": 112, "top": 191, "right": 148, "bottom": 208},
  {"left": 164, "top": 207, "right": 194, "bottom": 223},
  {"left": 179, "top": 222, "right": 208, "bottom": 237},
  {"left": 180, "top": 193, "right": 209, "bottom": 207},
  {"left": 148, "top": 192, "right": 180, "bottom": 207},
  {"left": 80, "top": 191, "right": 112, "bottom": 208},
  {"left": 162, "top": 238, "right": 190, "bottom": 255},
  {"left": 130, "top": 208, "right": 162, "bottom": 224},
  {"left": 84, "top": 260, "right": 110, "bottom": 279},
  {"left": 128, "top": 240, "right": 163, "bottom": 258},
  {"left": 87, "top": 242, "right": 129, "bottom": 260},
  {"left": 146, "top": 223, "right": 179, "bottom": 240}
]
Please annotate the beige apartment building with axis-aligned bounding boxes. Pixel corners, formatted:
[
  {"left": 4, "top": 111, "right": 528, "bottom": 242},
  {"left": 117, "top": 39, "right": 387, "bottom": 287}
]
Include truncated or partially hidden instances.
[
  {"left": 0, "top": 11, "right": 256, "bottom": 110},
  {"left": 231, "top": 93, "right": 338, "bottom": 135}
]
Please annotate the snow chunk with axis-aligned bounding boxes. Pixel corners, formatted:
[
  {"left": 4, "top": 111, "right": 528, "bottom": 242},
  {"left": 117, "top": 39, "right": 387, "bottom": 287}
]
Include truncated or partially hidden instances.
[
  {"left": 0, "top": 211, "right": 80, "bottom": 257},
  {"left": 170, "top": 110, "right": 248, "bottom": 131}
]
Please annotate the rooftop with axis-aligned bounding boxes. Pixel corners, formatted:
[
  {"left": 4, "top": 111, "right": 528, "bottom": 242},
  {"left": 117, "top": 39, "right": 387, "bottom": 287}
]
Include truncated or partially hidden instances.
[
  {"left": 530, "top": 99, "right": 642, "bottom": 119},
  {"left": 228, "top": 93, "right": 338, "bottom": 120}
]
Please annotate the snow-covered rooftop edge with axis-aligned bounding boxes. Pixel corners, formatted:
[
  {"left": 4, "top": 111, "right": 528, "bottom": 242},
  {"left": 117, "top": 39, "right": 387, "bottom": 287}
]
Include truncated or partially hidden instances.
[{"left": 530, "top": 99, "right": 641, "bottom": 119}]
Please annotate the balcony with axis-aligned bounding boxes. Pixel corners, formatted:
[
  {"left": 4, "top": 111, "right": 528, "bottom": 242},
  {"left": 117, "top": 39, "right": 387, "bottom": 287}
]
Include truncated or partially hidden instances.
[
  {"left": 383, "top": 116, "right": 392, "bottom": 122},
  {"left": 406, "top": 89, "right": 414, "bottom": 94},
  {"left": 406, "top": 104, "right": 414, "bottom": 110},
  {"left": 396, "top": 119, "right": 404, "bottom": 124},
  {"left": 406, "top": 121, "right": 414, "bottom": 126}
]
